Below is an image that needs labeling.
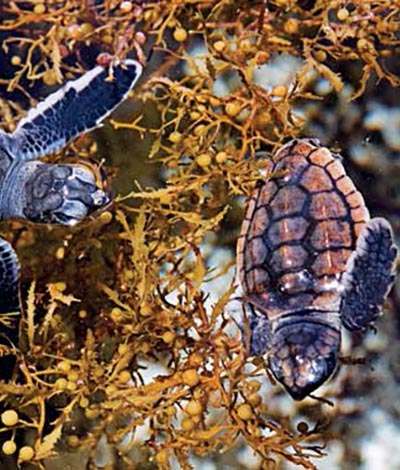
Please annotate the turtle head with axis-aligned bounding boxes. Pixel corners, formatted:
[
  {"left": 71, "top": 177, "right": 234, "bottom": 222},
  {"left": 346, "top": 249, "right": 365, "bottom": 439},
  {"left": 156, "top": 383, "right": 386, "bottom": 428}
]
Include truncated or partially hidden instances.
[
  {"left": 0, "top": 160, "right": 111, "bottom": 226},
  {"left": 268, "top": 320, "right": 340, "bottom": 400},
  {"left": 23, "top": 161, "right": 111, "bottom": 226}
]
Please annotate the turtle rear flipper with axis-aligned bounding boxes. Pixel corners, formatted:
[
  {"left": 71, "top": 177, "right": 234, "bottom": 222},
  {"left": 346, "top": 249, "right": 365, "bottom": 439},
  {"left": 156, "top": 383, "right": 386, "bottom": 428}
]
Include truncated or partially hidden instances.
[
  {"left": 340, "top": 217, "right": 398, "bottom": 331},
  {"left": 0, "top": 238, "right": 20, "bottom": 380},
  {"left": 0, "top": 238, "right": 20, "bottom": 315},
  {"left": 9, "top": 59, "right": 143, "bottom": 161}
]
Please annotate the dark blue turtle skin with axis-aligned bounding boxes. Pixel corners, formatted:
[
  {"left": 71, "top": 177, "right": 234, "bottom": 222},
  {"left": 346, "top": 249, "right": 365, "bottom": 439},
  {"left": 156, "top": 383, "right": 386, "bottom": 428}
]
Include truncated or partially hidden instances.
[
  {"left": 237, "top": 139, "right": 398, "bottom": 400},
  {"left": 0, "top": 58, "right": 142, "bottom": 340},
  {"left": 0, "top": 58, "right": 142, "bottom": 226}
]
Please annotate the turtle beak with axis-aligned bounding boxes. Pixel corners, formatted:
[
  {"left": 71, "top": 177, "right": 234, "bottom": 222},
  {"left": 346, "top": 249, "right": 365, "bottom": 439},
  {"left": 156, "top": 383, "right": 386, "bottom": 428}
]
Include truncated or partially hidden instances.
[{"left": 90, "top": 188, "right": 111, "bottom": 209}]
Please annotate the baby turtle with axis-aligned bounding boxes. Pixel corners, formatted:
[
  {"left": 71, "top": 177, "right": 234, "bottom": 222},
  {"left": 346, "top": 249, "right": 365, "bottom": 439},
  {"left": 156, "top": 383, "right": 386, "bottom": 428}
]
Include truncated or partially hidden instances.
[
  {"left": 237, "top": 138, "right": 398, "bottom": 400},
  {"left": 0, "top": 58, "right": 142, "bottom": 322}
]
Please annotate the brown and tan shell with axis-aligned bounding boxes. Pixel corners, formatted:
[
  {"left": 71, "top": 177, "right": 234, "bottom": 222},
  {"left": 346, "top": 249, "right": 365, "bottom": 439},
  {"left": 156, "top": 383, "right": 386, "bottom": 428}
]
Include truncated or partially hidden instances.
[{"left": 237, "top": 139, "right": 370, "bottom": 317}]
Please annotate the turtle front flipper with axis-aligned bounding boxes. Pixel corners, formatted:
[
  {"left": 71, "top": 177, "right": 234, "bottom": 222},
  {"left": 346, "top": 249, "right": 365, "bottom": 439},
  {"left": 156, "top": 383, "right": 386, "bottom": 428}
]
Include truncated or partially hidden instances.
[
  {"left": 340, "top": 218, "right": 398, "bottom": 331},
  {"left": 9, "top": 59, "right": 143, "bottom": 160},
  {"left": 242, "top": 303, "right": 272, "bottom": 356}
]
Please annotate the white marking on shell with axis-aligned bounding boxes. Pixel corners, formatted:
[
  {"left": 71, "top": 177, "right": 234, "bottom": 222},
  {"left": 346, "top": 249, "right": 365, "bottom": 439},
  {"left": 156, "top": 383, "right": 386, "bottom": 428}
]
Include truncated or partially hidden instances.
[
  {"left": 318, "top": 275, "right": 343, "bottom": 293},
  {"left": 280, "top": 269, "right": 312, "bottom": 293}
]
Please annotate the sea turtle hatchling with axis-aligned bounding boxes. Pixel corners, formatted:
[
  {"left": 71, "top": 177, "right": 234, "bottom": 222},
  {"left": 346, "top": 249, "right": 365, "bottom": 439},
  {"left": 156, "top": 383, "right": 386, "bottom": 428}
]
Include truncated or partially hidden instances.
[
  {"left": 237, "top": 138, "right": 398, "bottom": 400},
  {"left": 0, "top": 58, "right": 142, "bottom": 321}
]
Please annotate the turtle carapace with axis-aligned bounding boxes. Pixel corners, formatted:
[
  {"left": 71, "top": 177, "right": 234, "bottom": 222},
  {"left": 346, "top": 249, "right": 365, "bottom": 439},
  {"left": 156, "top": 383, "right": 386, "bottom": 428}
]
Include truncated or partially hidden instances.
[{"left": 237, "top": 139, "right": 398, "bottom": 400}]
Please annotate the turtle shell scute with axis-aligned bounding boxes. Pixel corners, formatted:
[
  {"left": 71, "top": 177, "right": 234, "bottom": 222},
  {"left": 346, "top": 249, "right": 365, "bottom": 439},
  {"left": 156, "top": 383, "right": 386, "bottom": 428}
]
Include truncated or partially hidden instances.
[{"left": 237, "top": 139, "right": 370, "bottom": 311}]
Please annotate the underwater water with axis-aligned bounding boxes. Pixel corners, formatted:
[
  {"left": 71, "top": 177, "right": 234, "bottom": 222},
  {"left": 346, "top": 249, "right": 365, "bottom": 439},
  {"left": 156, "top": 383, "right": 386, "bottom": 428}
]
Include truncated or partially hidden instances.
[{"left": 0, "top": 1, "right": 400, "bottom": 469}]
